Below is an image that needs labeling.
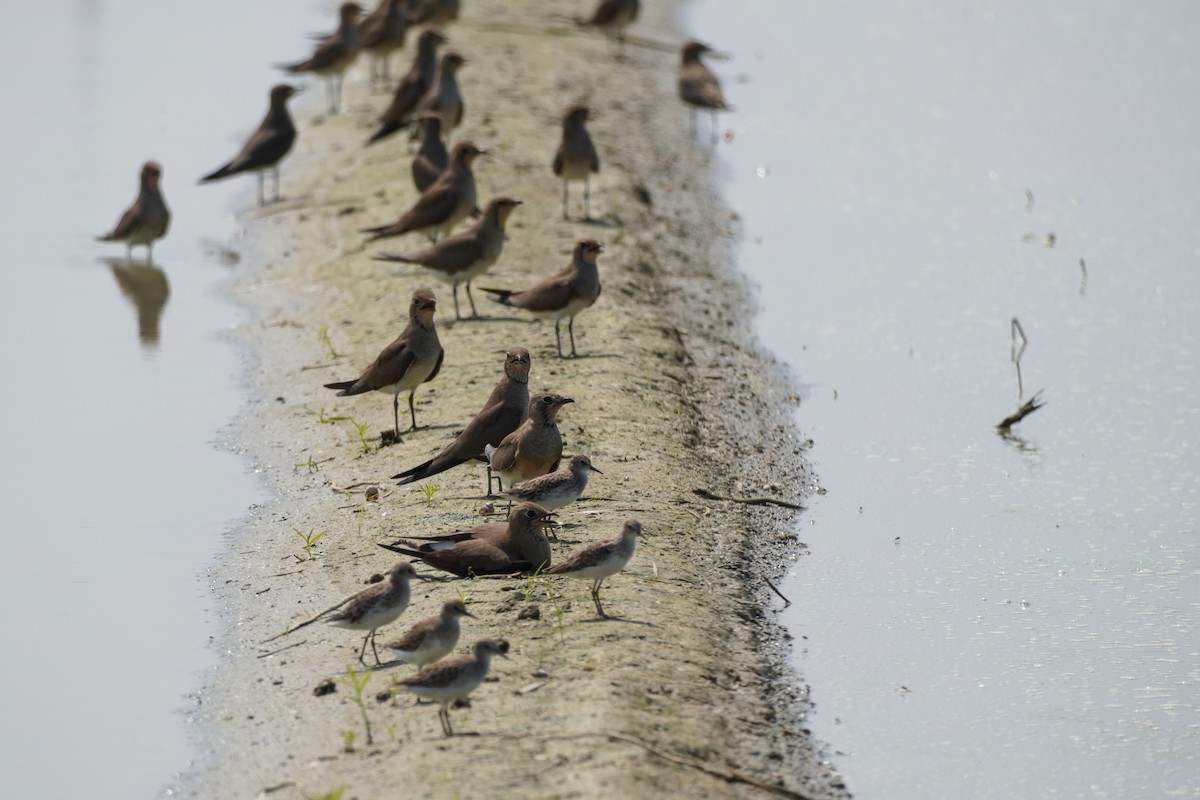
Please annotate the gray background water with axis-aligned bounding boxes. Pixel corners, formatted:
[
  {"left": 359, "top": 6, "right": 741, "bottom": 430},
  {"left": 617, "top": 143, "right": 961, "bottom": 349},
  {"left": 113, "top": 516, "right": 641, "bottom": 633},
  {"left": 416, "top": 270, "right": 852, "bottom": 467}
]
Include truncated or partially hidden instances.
[
  {"left": 0, "top": 1, "right": 327, "bottom": 796},
  {"left": 687, "top": 0, "right": 1199, "bottom": 797}
]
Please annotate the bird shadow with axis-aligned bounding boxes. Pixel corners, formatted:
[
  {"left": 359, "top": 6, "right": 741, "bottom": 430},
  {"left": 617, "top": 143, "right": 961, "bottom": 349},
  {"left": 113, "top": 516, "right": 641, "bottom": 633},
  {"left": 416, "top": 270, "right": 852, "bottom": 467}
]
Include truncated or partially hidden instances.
[
  {"left": 576, "top": 614, "right": 657, "bottom": 627},
  {"left": 442, "top": 314, "right": 530, "bottom": 326},
  {"left": 576, "top": 216, "right": 613, "bottom": 228}
]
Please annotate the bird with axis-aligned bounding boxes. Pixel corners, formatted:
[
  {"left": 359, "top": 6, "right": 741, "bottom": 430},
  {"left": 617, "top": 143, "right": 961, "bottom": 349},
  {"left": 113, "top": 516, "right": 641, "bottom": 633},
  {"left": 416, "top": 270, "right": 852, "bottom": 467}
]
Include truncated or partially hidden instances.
[
  {"left": 366, "top": 27, "right": 446, "bottom": 145},
  {"left": 499, "top": 454, "right": 601, "bottom": 512},
  {"left": 410, "top": 112, "right": 449, "bottom": 193},
  {"left": 481, "top": 239, "right": 603, "bottom": 358},
  {"left": 415, "top": 50, "right": 466, "bottom": 138},
  {"left": 580, "top": 0, "right": 639, "bottom": 56},
  {"left": 359, "top": 0, "right": 410, "bottom": 89},
  {"left": 361, "top": 140, "right": 483, "bottom": 243},
  {"left": 407, "top": 0, "right": 460, "bottom": 27},
  {"left": 378, "top": 502, "right": 554, "bottom": 576},
  {"left": 679, "top": 40, "right": 729, "bottom": 143},
  {"left": 552, "top": 104, "right": 600, "bottom": 220},
  {"left": 199, "top": 84, "right": 299, "bottom": 206},
  {"left": 323, "top": 288, "right": 444, "bottom": 438},
  {"left": 374, "top": 196, "right": 522, "bottom": 320},
  {"left": 394, "top": 638, "right": 509, "bottom": 736},
  {"left": 278, "top": 1, "right": 363, "bottom": 114},
  {"left": 392, "top": 347, "right": 530, "bottom": 491},
  {"left": 383, "top": 598, "right": 473, "bottom": 668},
  {"left": 325, "top": 561, "right": 416, "bottom": 665},
  {"left": 97, "top": 161, "right": 170, "bottom": 261},
  {"left": 484, "top": 393, "right": 574, "bottom": 489},
  {"left": 547, "top": 518, "right": 643, "bottom": 618}
]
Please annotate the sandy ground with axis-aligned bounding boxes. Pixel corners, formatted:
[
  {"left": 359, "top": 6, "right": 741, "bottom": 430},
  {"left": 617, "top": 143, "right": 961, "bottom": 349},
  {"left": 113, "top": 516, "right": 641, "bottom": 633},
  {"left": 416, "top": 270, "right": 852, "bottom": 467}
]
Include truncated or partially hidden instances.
[{"left": 188, "top": 2, "right": 848, "bottom": 798}]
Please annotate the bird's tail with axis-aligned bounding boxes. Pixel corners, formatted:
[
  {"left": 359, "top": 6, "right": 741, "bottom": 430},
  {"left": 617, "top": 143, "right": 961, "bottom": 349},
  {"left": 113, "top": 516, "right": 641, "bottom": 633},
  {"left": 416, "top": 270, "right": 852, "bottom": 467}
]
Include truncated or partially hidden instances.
[
  {"left": 323, "top": 379, "right": 357, "bottom": 396},
  {"left": 199, "top": 163, "right": 234, "bottom": 183},
  {"left": 366, "top": 121, "right": 405, "bottom": 145},
  {"left": 479, "top": 288, "right": 515, "bottom": 306},
  {"left": 372, "top": 251, "right": 419, "bottom": 264},
  {"left": 392, "top": 454, "right": 466, "bottom": 485},
  {"left": 376, "top": 542, "right": 424, "bottom": 559}
]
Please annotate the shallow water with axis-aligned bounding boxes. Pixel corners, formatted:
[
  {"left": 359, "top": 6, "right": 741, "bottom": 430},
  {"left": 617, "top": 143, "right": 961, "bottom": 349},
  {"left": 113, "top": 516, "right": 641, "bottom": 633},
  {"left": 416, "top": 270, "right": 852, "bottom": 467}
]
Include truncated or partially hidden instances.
[
  {"left": 0, "top": 1, "right": 328, "bottom": 796},
  {"left": 687, "top": 1, "right": 1200, "bottom": 797}
]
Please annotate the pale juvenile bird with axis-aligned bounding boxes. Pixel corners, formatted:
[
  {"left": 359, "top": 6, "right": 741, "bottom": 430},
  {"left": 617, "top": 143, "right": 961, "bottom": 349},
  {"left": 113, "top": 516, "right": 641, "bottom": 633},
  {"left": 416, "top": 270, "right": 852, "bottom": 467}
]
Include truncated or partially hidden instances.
[
  {"left": 362, "top": 140, "right": 483, "bottom": 243},
  {"left": 408, "top": 0, "right": 460, "bottom": 27},
  {"left": 679, "top": 40, "right": 729, "bottom": 143},
  {"left": 379, "top": 502, "right": 554, "bottom": 576},
  {"left": 278, "top": 2, "right": 363, "bottom": 114},
  {"left": 553, "top": 104, "right": 600, "bottom": 220},
  {"left": 367, "top": 27, "right": 446, "bottom": 145},
  {"left": 547, "top": 518, "right": 642, "bottom": 618},
  {"left": 481, "top": 239, "right": 603, "bottom": 358},
  {"left": 374, "top": 196, "right": 522, "bottom": 320},
  {"left": 323, "top": 288, "right": 444, "bottom": 437},
  {"left": 392, "top": 347, "right": 530, "bottom": 491},
  {"left": 325, "top": 561, "right": 416, "bottom": 665},
  {"left": 97, "top": 161, "right": 170, "bottom": 262},
  {"left": 383, "top": 598, "right": 473, "bottom": 668},
  {"left": 394, "top": 638, "right": 509, "bottom": 736},
  {"left": 580, "top": 0, "right": 639, "bottom": 56},
  {"left": 199, "top": 84, "right": 299, "bottom": 206},
  {"left": 484, "top": 393, "right": 574, "bottom": 489},
  {"left": 359, "top": 0, "right": 410, "bottom": 89},
  {"left": 410, "top": 112, "right": 449, "bottom": 193},
  {"left": 415, "top": 50, "right": 466, "bottom": 138},
  {"left": 499, "top": 454, "right": 601, "bottom": 512}
]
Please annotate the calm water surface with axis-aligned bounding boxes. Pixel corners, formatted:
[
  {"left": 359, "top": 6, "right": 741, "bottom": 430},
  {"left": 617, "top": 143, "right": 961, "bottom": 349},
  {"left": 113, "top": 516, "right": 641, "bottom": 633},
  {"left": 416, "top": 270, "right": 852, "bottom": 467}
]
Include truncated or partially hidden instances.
[
  {"left": 687, "top": 1, "right": 1199, "bottom": 797},
  {"left": 0, "top": 1, "right": 327, "bottom": 796}
]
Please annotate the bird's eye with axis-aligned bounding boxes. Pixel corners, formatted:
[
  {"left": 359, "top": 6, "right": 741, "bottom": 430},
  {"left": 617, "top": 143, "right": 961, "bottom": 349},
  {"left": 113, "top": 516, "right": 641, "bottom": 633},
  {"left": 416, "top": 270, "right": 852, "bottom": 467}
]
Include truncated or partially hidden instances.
[
  {"left": 542, "top": 396, "right": 553, "bottom": 403},
  {"left": 525, "top": 509, "right": 537, "bottom": 519}
]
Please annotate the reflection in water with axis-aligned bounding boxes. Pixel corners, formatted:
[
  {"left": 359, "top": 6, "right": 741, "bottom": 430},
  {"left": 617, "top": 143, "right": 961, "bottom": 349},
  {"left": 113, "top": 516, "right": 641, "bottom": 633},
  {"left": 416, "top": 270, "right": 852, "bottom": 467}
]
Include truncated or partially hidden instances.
[{"left": 105, "top": 258, "right": 170, "bottom": 348}]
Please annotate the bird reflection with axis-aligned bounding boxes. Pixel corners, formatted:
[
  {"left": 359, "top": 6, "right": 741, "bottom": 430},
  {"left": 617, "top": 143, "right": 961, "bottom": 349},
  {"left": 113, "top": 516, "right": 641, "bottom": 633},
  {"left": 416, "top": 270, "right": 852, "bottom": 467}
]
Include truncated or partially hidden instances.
[{"left": 105, "top": 258, "right": 170, "bottom": 348}]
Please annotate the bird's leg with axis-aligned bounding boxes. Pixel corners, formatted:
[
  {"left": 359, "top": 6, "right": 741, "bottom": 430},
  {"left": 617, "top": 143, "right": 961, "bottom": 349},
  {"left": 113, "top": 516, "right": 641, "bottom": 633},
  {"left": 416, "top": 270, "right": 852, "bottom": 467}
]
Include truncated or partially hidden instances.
[
  {"left": 358, "top": 632, "right": 371, "bottom": 665},
  {"left": 465, "top": 282, "right": 479, "bottom": 318},
  {"left": 711, "top": 110, "right": 719, "bottom": 144},
  {"left": 554, "top": 320, "right": 564, "bottom": 358},
  {"left": 257, "top": 171, "right": 266, "bottom": 207},
  {"left": 584, "top": 175, "right": 592, "bottom": 220},
  {"left": 370, "top": 629, "right": 383, "bottom": 666},
  {"left": 452, "top": 284, "right": 462, "bottom": 320},
  {"left": 562, "top": 180, "right": 569, "bottom": 221},
  {"left": 592, "top": 581, "right": 606, "bottom": 618},
  {"left": 393, "top": 393, "right": 402, "bottom": 438},
  {"left": 407, "top": 390, "right": 419, "bottom": 431},
  {"left": 690, "top": 108, "right": 697, "bottom": 138},
  {"left": 440, "top": 705, "right": 454, "bottom": 736},
  {"left": 568, "top": 317, "right": 578, "bottom": 357}
]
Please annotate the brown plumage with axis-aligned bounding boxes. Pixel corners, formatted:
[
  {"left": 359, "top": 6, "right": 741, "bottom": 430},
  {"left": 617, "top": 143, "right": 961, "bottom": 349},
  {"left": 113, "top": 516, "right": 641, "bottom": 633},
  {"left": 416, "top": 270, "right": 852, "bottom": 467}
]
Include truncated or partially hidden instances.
[
  {"left": 97, "top": 161, "right": 170, "bottom": 261},
  {"left": 415, "top": 50, "right": 466, "bottom": 138},
  {"left": 359, "top": 0, "right": 409, "bottom": 89},
  {"left": 199, "top": 84, "right": 299, "bottom": 206},
  {"left": 411, "top": 112, "right": 449, "bottom": 192},
  {"left": 383, "top": 598, "right": 473, "bottom": 668},
  {"left": 408, "top": 0, "right": 460, "bottom": 27},
  {"left": 378, "top": 502, "right": 554, "bottom": 576},
  {"left": 394, "top": 638, "right": 509, "bottom": 736},
  {"left": 325, "top": 561, "right": 416, "bottom": 665},
  {"left": 547, "top": 519, "right": 642, "bottom": 617},
  {"left": 362, "top": 140, "right": 483, "bottom": 243},
  {"left": 553, "top": 104, "right": 600, "bottom": 220},
  {"left": 278, "top": 2, "right": 363, "bottom": 114},
  {"left": 367, "top": 27, "right": 446, "bottom": 144},
  {"left": 581, "top": 0, "right": 639, "bottom": 55},
  {"left": 679, "top": 40, "right": 729, "bottom": 142},
  {"left": 484, "top": 393, "right": 574, "bottom": 488}
]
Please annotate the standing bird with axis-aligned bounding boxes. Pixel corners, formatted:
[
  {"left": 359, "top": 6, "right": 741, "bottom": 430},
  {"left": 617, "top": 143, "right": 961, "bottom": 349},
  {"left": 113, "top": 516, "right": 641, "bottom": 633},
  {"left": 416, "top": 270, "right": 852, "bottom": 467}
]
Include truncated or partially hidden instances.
[
  {"left": 410, "top": 112, "right": 449, "bottom": 192},
  {"left": 379, "top": 502, "right": 554, "bottom": 576},
  {"left": 408, "top": 0, "right": 460, "bottom": 27},
  {"left": 362, "top": 140, "right": 483, "bottom": 243},
  {"left": 392, "top": 347, "right": 530, "bottom": 491},
  {"left": 199, "top": 84, "right": 299, "bottom": 206},
  {"left": 325, "top": 561, "right": 416, "bottom": 665},
  {"left": 374, "top": 196, "right": 522, "bottom": 320},
  {"left": 394, "top": 638, "right": 509, "bottom": 736},
  {"left": 679, "top": 40, "right": 729, "bottom": 143},
  {"left": 481, "top": 239, "right": 603, "bottom": 358},
  {"left": 278, "top": 1, "right": 363, "bottom": 114},
  {"left": 484, "top": 393, "right": 574, "bottom": 489},
  {"left": 580, "top": 0, "right": 639, "bottom": 56},
  {"left": 323, "top": 288, "right": 444, "bottom": 438},
  {"left": 359, "top": 0, "right": 410, "bottom": 89},
  {"left": 499, "top": 454, "right": 601, "bottom": 512},
  {"left": 383, "top": 598, "right": 473, "bottom": 668},
  {"left": 547, "top": 519, "right": 643, "bottom": 618},
  {"left": 552, "top": 104, "right": 600, "bottom": 220},
  {"left": 415, "top": 50, "right": 466, "bottom": 138},
  {"left": 97, "top": 161, "right": 170, "bottom": 261},
  {"left": 366, "top": 27, "right": 446, "bottom": 145}
]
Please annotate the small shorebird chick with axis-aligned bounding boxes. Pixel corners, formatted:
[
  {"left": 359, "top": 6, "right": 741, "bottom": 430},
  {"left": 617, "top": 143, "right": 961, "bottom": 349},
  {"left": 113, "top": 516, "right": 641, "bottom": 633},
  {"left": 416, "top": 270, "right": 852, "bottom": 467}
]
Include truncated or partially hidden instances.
[
  {"left": 383, "top": 598, "right": 474, "bottom": 668},
  {"left": 679, "top": 40, "right": 729, "bottom": 143},
  {"left": 547, "top": 519, "right": 643, "bottom": 618},
  {"left": 395, "top": 638, "right": 509, "bottom": 736},
  {"left": 323, "top": 288, "right": 444, "bottom": 437},
  {"left": 553, "top": 104, "right": 600, "bottom": 220},
  {"left": 359, "top": 0, "right": 409, "bottom": 89},
  {"left": 326, "top": 561, "right": 416, "bottom": 665},
  {"left": 199, "top": 84, "right": 299, "bottom": 206},
  {"left": 499, "top": 454, "right": 601, "bottom": 512},
  {"left": 481, "top": 239, "right": 603, "bottom": 358},
  {"left": 278, "top": 2, "right": 363, "bottom": 114},
  {"left": 97, "top": 161, "right": 170, "bottom": 262},
  {"left": 378, "top": 502, "right": 554, "bottom": 577},
  {"left": 484, "top": 393, "right": 574, "bottom": 489},
  {"left": 580, "top": 0, "right": 639, "bottom": 56},
  {"left": 361, "top": 140, "right": 483, "bottom": 244},
  {"left": 367, "top": 27, "right": 446, "bottom": 145}
]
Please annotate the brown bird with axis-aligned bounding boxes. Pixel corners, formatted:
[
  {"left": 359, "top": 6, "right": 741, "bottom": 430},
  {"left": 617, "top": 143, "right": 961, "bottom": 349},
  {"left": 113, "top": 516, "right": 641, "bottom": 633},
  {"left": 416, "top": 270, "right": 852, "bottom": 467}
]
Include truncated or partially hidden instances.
[
  {"left": 679, "top": 40, "right": 729, "bottom": 143},
  {"left": 547, "top": 519, "right": 643, "bottom": 618},
  {"left": 374, "top": 196, "right": 522, "bottom": 320},
  {"left": 392, "top": 347, "right": 530, "bottom": 490},
  {"left": 323, "top": 288, "right": 444, "bottom": 437},
  {"left": 383, "top": 598, "right": 473, "bottom": 668},
  {"left": 553, "top": 104, "right": 600, "bottom": 220},
  {"left": 580, "top": 0, "right": 639, "bottom": 56},
  {"left": 415, "top": 50, "right": 466, "bottom": 138},
  {"left": 362, "top": 140, "right": 483, "bottom": 243},
  {"left": 278, "top": 1, "right": 362, "bottom": 114},
  {"left": 481, "top": 239, "right": 603, "bottom": 358},
  {"left": 199, "top": 84, "right": 299, "bottom": 206},
  {"left": 97, "top": 161, "right": 170, "bottom": 261},
  {"left": 410, "top": 111, "right": 449, "bottom": 192},
  {"left": 325, "top": 561, "right": 416, "bottom": 665},
  {"left": 408, "top": 0, "right": 460, "bottom": 27},
  {"left": 359, "top": 0, "right": 410, "bottom": 89},
  {"left": 394, "top": 638, "right": 508, "bottom": 736},
  {"left": 484, "top": 393, "right": 573, "bottom": 489},
  {"left": 378, "top": 502, "right": 554, "bottom": 576},
  {"left": 367, "top": 27, "right": 446, "bottom": 144}
]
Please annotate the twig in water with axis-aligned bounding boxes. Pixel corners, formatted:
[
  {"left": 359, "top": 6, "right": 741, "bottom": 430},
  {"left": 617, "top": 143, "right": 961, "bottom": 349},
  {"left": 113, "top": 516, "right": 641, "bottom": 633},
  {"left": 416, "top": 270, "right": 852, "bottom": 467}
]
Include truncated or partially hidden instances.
[
  {"left": 692, "top": 487, "right": 803, "bottom": 510},
  {"left": 996, "top": 390, "right": 1046, "bottom": 431},
  {"left": 763, "top": 575, "right": 792, "bottom": 607},
  {"left": 1010, "top": 318, "right": 1029, "bottom": 400}
]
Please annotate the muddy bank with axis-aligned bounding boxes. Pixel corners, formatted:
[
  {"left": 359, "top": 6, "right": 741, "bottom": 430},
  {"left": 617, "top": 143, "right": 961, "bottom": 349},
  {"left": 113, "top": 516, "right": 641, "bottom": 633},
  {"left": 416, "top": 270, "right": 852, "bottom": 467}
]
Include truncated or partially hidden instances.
[{"left": 189, "top": 2, "right": 846, "bottom": 797}]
